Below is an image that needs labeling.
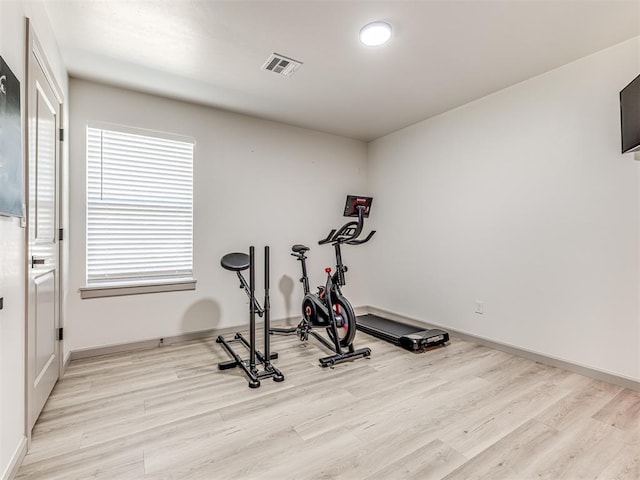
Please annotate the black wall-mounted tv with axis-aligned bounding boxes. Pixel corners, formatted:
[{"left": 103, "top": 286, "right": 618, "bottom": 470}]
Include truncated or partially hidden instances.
[{"left": 620, "top": 73, "right": 640, "bottom": 153}]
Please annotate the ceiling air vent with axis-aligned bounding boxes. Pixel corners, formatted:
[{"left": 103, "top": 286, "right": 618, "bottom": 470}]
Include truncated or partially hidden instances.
[{"left": 262, "top": 53, "right": 303, "bottom": 77}]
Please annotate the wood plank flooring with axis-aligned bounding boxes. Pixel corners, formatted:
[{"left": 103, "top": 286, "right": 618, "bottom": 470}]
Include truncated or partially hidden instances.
[{"left": 16, "top": 330, "right": 640, "bottom": 479}]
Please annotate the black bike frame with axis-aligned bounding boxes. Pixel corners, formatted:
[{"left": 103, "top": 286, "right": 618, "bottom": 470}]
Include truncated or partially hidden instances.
[{"left": 270, "top": 197, "right": 374, "bottom": 367}]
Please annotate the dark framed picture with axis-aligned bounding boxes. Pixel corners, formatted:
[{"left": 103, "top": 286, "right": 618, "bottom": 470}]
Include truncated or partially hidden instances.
[{"left": 0, "top": 56, "right": 23, "bottom": 218}]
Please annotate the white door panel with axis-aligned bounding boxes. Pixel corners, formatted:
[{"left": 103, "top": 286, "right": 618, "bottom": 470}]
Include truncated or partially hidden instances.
[
  {"left": 35, "top": 83, "right": 56, "bottom": 242},
  {"left": 34, "top": 271, "right": 55, "bottom": 377},
  {"left": 26, "top": 22, "right": 62, "bottom": 434}
]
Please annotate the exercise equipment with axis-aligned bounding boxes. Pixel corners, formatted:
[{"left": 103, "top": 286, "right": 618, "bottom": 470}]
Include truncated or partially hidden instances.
[
  {"left": 271, "top": 195, "right": 374, "bottom": 367},
  {"left": 357, "top": 314, "right": 449, "bottom": 351},
  {"left": 217, "top": 246, "right": 284, "bottom": 388}
]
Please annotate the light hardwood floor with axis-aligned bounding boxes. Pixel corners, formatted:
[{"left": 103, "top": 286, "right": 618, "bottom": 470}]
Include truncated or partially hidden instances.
[{"left": 16, "top": 330, "right": 640, "bottom": 479}]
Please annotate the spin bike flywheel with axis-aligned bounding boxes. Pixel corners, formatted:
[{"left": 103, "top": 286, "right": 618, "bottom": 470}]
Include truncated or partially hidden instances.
[{"left": 302, "top": 292, "right": 356, "bottom": 348}]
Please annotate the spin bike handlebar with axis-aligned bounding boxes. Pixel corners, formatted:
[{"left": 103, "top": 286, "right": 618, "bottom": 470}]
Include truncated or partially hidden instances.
[
  {"left": 318, "top": 229, "right": 338, "bottom": 245},
  {"left": 318, "top": 222, "right": 358, "bottom": 245},
  {"left": 346, "top": 229, "right": 376, "bottom": 245},
  {"left": 318, "top": 205, "right": 375, "bottom": 246}
]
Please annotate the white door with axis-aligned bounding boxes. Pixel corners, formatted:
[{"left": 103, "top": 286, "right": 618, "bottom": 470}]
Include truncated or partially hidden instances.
[{"left": 26, "top": 21, "right": 62, "bottom": 433}]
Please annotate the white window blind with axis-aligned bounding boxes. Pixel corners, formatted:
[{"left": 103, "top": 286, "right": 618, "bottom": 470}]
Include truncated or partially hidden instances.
[{"left": 86, "top": 125, "right": 194, "bottom": 286}]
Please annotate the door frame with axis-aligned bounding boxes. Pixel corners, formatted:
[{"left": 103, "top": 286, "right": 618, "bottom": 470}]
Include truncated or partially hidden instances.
[{"left": 24, "top": 17, "right": 65, "bottom": 442}]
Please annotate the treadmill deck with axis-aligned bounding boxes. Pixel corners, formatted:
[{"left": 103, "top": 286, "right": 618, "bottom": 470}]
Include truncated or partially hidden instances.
[{"left": 357, "top": 314, "right": 449, "bottom": 351}]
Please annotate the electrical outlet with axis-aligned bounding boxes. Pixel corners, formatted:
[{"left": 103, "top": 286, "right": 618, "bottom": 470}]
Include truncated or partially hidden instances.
[{"left": 475, "top": 300, "right": 484, "bottom": 315}]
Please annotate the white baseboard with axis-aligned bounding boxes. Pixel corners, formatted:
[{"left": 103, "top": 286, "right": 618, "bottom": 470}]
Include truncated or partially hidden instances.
[
  {"left": 69, "top": 316, "right": 302, "bottom": 361},
  {"left": 361, "top": 305, "right": 640, "bottom": 392},
  {"left": 2, "top": 436, "right": 27, "bottom": 480},
  {"left": 62, "top": 350, "right": 72, "bottom": 375},
  {"left": 70, "top": 327, "right": 225, "bottom": 361}
]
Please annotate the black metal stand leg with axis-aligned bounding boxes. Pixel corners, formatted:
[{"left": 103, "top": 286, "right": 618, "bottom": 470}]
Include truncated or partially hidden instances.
[{"left": 217, "top": 245, "right": 284, "bottom": 388}]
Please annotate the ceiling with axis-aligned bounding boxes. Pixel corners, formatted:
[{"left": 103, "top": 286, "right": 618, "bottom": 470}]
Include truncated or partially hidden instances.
[{"left": 43, "top": 0, "right": 640, "bottom": 142}]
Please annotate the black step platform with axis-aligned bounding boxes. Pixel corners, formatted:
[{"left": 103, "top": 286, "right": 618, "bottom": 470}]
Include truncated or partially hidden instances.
[{"left": 357, "top": 314, "right": 449, "bottom": 352}]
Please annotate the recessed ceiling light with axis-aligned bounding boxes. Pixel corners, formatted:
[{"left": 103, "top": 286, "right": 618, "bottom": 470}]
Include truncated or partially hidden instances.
[{"left": 359, "top": 21, "right": 392, "bottom": 47}]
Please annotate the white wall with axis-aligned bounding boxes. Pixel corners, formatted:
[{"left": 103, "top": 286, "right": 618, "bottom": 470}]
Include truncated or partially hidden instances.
[
  {"left": 367, "top": 37, "right": 640, "bottom": 381},
  {"left": 67, "top": 79, "right": 368, "bottom": 352},
  {"left": 0, "top": 1, "right": 68, "bottom": 478}
]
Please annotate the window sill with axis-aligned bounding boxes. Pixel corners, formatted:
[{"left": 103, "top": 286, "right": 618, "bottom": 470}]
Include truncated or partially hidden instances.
[{"left": 80, "top": 279, "right": 197, "bottom": 299}]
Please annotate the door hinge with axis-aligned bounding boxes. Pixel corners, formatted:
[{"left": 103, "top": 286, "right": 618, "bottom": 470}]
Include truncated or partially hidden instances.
[
  {"left": 59, "top": 128, "right": 64, "bottom": 141},
  {"left": 59, "top": 228, "right": 64, "bottom": 241},
  {"left": 57, "top": 328, "right": 63, "bottom": 341}
]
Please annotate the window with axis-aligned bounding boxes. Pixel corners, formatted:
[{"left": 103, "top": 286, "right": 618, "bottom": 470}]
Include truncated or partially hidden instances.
[{"left": 82, "top": 124, "right": 194, "bottom": 298}]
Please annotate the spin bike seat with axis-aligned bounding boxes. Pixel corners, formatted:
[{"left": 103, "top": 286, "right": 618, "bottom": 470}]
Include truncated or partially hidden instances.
[
  {"left": 220, "top": 252, "right": 250, "bottom": 272},
  {"left": 292, "top": 244, "right": 309, "bottom": 253}
]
